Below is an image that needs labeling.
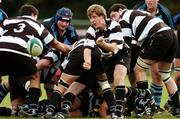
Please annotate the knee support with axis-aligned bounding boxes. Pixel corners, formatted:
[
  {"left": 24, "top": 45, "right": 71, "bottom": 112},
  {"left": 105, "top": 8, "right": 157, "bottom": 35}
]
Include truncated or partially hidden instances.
[
  {"left": 175, "top": 67, "right": 180, "bottom": 72},
  {"left": 159, "top": 70, "right": 171, "bottom": 84},
  {"left": 136, "top": 58, "right": 150, "bottom": 70},
  {"left": 97, "top": 80, "right": 111, "bottom": 90},
  {"left": 58, "top": 78, "right": 70, "bottom": 89}
]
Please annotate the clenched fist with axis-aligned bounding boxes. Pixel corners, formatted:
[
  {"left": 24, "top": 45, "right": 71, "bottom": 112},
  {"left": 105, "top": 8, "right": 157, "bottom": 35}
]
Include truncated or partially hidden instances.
[
  {"left": 96, "top": 36, "right": 105, "bottom": 45},
  {"left": 83, "top": 61, "right": 91, "bottom": 70}
]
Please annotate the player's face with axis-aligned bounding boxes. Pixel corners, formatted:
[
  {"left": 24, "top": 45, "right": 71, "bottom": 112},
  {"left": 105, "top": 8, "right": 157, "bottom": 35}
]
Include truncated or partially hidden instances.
[
  {"left": 57, "top": 20, "right": 70, "bottom": 30},
  {"left": 89, "top": 12, "right": 105, "bottom": 30},
  {"left": 145, "top": 0, "right": 159, "bottom": 9},
  {"left": 110, "top": 11, "right": 120, "bottom": 22}
]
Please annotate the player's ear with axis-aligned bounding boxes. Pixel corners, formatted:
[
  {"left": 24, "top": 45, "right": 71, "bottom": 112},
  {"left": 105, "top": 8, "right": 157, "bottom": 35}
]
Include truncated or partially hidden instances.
[
  {"left": 118, "top": 8, "right": 123, "bottom": 14},
  {"left": 32, "top": 14, "right": 38, "bottom": 20}
]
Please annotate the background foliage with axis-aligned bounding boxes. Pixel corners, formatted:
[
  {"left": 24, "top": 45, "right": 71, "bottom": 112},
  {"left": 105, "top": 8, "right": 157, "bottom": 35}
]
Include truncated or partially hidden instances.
[{"left": 1, "top": 0, "right": 180, "bottom": 19}]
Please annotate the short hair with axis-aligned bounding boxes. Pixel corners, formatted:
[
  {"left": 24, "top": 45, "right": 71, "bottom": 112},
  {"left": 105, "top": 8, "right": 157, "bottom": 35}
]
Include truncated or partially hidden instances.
[
  {"left": 108, "top": 3, "right": 127, "bottom": 15},
  {"left": 18, "top": 4, "right": 39, "bottom": 16},
  {"left": 87, "top": 4, "right": 107, "bottom": 19}
]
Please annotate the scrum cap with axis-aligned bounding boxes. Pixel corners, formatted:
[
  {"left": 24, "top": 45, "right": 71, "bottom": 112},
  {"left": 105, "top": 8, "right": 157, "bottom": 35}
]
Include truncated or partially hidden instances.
[{"left": 55, "top": 7, "right": 73, "bottom": 23}]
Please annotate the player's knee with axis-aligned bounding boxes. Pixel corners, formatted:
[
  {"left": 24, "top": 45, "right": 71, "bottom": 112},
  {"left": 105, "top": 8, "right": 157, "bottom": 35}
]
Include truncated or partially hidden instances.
[
  {"left": 97, "top": 80, "right": 111, "bottom": 90},
  {"left": 159, "top": 70, "right": 171, "bottom": 84},
  {"left": 58, "top": 78, "right": 70, "bottom": 89},
  {"left": 136, "top": 58, "right": 150, "bottom": 70},
  {"left": 36, "top": 59, "right": 51, "bottom": 70},
  {"left": 175, "top": 65, "right": 180, "bottom": 71},
  {"left": 175, "top": 67, "right": 180, "bottom": 75}
]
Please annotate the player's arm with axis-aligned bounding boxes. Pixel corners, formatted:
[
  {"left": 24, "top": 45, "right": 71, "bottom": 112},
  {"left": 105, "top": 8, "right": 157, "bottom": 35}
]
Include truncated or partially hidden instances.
[
  {"left": 83, "top": 38, "right": 96, "bottom": 70},
  {"left": 40, "top": 25, "right": 71, "bottom": 54},
  {"left": 96, "top": 36, "right": 118, "bottom": 54},
  {"left": 83, "top": 47, "right": 92, "bottom": 70},
  {"left": 49, "top": 39, "right": 71, "bottom": 54}
]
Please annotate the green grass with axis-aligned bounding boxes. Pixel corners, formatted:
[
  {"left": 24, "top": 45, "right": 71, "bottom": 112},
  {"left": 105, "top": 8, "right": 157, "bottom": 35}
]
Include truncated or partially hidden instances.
[{"left": 0, "top": 74, "right": 179, "bottom": 119}]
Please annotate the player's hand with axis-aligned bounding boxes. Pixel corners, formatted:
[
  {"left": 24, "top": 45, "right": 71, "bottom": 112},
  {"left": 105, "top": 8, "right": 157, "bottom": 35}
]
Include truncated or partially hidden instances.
[
  {"left": 51, "top": 69, "right": 62, "bottom": 85},
  {"left": 83, "top": 61, "right": 91, "bottom": 70},
  {"left": 96, "top": 36, "right": 105, "bottom": 45}
]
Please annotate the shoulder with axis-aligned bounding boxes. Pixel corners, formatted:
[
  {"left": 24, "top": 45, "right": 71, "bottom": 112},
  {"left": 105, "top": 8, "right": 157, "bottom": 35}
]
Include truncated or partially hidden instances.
[
  {"left": 158, "top": 3, "right": 175, "bottom": 28},
  {"left": 107, "top": 19, "right": 120, "bottom": 29},
  {"left": 66, "top": 25, "right": 76, "bottom": 32},
  {"left": 86, "top": 26, "right": 96, "bottom": 37},
  {"left": 174, "top": 13, "right": 180, "bottom": 26},
  {"left": 0, "top": 9, "right": 8, "bottom": 23},
  {"left": 158, "top": 3, "right": 171, "bottom": 14},
  {"left": 0, "top": 9, "right": 8, "bottom": 16},
  {"left": 42, "top": 17, "right": 54, "bottom": 29},
  {"left": 158, "top": 3, "right": 173, "bottom": 17}
]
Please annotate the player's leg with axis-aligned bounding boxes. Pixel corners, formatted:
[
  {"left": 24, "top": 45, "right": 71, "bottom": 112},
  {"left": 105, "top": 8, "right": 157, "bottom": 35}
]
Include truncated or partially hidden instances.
[
  {"left": 134, "top": 58, "right": 156, "bottom": 117},
  {"left": 16, "top": 74, "right": 41, "bottom": 117},
  {"left": 134, "top": 57, "right": 153, "bottom": 89},
  {"left": 96, "top": 73, "right": 116, "bottom": 119},
  {"left": 174, "top": 58, "right": 180, "bottom": 95},
  {"left": 43, "top": 72, "right": 79, "bottom": 119},
  {"left": 113, "top": 64, "right": 127, "bottom": 118},
  {"left": 158, "top": 62, "right": 180, "bottom": 117},
  {"left": 53, "top": 81, "right": 86, "bottom": 118},
  {"left": 16, "top": 57, "right": 41, "bottom": 117},
  {"left": 174, "top": 30, "right": 180, "bottom": 95},
  {"left": 150, "top": 64, "right": 164, "bottom": 113}
]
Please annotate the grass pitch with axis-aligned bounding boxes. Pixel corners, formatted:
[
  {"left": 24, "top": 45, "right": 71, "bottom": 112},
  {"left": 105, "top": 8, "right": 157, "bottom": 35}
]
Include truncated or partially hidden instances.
[{"left": 0, "top": 74, "right": 179, "bottom": 119}]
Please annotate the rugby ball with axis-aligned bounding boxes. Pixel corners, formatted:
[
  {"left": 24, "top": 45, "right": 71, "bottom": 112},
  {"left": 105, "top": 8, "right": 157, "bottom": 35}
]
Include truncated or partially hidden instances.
[{"left": 27, "top": 37, "right": 43, "bottom": 56}]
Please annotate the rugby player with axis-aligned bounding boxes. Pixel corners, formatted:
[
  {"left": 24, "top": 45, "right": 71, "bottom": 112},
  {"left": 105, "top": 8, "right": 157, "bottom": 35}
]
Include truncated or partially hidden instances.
[
  {"left": 0, "top": 4, "right": 70, "bottom": 117},
  {"left": 108, "top": 3, "right": 180, "bottom": 117}
]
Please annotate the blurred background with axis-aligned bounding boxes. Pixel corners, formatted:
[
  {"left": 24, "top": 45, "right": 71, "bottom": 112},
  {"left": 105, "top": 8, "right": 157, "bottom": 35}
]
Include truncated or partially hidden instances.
[{"left": 1, "top": 0, "right": 180, "bottom": 29}]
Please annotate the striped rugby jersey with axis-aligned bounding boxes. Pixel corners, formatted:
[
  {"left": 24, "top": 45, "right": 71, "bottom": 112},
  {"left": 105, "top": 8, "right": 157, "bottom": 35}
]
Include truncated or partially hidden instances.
[
  {"left": 120, "top": 9, "right": 171, "bottom": 47},
  {"left": 0, "top": 15, "right": 54, "bottom": 57},
  {"left": 85, "top": 19, "right": 126, "bottom": 53}
]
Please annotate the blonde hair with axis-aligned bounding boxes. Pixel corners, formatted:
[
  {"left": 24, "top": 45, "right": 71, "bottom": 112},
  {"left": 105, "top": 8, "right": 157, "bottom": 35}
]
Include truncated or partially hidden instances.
[{"left": 87, "top": 4, "right": 107, "bottom": 19}]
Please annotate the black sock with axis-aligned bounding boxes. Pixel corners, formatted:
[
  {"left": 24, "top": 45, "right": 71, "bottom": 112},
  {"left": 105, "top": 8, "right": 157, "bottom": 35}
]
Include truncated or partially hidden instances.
[
  {"left": 62, "top": 92, "right": 75, "bottom": 111},
  {"left": 26, "top": 87, "right": 41, "bottom": 105},
  {"left": 47, "top": 90, "right": 63, "bottom": 113},
  {"left": 115, "top": 85, "right": 125, "bottom": 116},
  {"left": 136, "top": 80, "right": 148, "bottom": 89},
  {"left": 126, "top": 87, "right": 138, "bottom": 98},
  {"left": 102, "top": 88, "right": 115, "bottom": 114},
  {"left": 93, "top": 95, "right": 103, "bottom": 109},
  {"left": 126, "top": 87, "right": 151, "bottom": 98},
  {"left": 169, "top": 91, "right": 180, "bottom": 107},
  {"left": 178, "top": 84, "right": 180, "bottom": 95}
]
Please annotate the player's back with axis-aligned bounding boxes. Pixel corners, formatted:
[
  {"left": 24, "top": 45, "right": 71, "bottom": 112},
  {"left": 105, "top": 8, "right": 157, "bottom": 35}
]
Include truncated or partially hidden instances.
[{"left": 0, "top": 16, "right": 47, "bottom": 57}]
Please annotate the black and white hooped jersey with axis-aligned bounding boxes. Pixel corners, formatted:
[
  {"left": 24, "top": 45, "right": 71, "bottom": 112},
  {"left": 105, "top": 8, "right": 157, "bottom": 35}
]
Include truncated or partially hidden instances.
[
  {"left": 85, "top": 19, "right": 126, "bottom": 52},
  {"left": 120, "top": 9, "right": 171, "bottom": 47},
  {"left": 0, "top": 15, "right": 54, "bottom": 57}
]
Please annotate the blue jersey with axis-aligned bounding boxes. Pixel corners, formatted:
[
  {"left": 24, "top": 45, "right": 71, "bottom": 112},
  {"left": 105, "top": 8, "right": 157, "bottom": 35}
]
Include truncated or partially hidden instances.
[
  {"left": 174, "top": 13, "right": 180, "bottom": 26},
  {"left": 133, "top": 2, "right": 175, "bottom": 29},
  {"left": 0, "top": 9, "right": 8, "bottom": 24},
  {"left": 42, "top": 17, "right": 79, "bottom": 45}
]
